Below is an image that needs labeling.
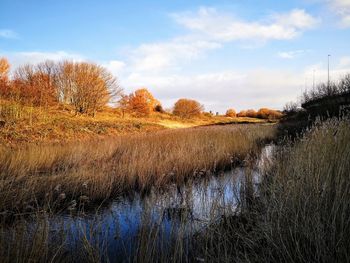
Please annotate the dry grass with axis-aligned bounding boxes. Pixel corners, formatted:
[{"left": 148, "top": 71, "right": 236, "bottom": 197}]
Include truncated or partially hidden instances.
[
  {"left": 257, "top": 117, "right": 350, "bottom": 262},
  {"left": 194, "top": 117, "right": 350, "bottom": 262},
  {"left": 0, "top": 124, "right": 275, "bottom": 214},
  {"left": 0, "top": 117, "right": 348, "bottom": 263},
  {"left": 0, "top": 100, "right": 267, "bottom": 145}
]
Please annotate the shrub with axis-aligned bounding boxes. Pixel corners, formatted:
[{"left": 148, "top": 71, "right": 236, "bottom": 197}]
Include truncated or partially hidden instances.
[
  {"left": 121, "top": 88, "right": 162, "bottom": 117},
  {"left": 237, "top": 110, "right": 247, "bottom": 117},
  {"left": 246, "top": 109, "right": 257, "bottom": 118},
  {"left": 257, "top": 108, "right": 283, "bottom": 120},
  {"left": 225, "top": 109, "right": 236, "bottom": 117},
  {"left": 173, "top": 99, "right": 204, "bottom": 118}
]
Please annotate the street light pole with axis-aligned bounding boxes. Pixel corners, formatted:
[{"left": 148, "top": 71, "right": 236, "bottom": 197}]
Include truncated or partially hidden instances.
[
  {"left": 313, "top": 69, "right": 315, "bottom": 89},
  {"left": 328, "top": 54, "right": 331, "bottom": 88}
]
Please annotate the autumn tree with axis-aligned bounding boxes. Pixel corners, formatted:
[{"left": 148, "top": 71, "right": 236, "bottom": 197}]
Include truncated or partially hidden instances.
[
  {"left": 246, "top": 109, "right": 258, "bottom": 118},
  {"left": 35, "top": 61, "right": 59, "bottom": 106},
  {"left": 0, "top": 57, "right": 10, "bottom": 98},
  {"left": 11, "top": 63, "right": 58, "bottom": 106},
  {"left": 173, "top": 98, "right": 204, "bottom": 118},
  {"left": 118, "top": 94, "right": 130, "bottom": 117},
  {"left": 237, "top": 110, "right": 247, "bottom": 117},
  {"left": 57, "top": 61, "right": 121, "bottom": 115},
  {"left": 122, "top": 88, "right": 162, "bottom": 117},
  {"left": 134, "top": 88, "right": 160, "bottom": 111},
  {"left": 225, "top": 108, "right": 236, "bottom": 117},
  {"left": 127, "top": 91, "right": 151, "bottom": 116},
  {"left": 0, "top": 57, "right": 10, "bottom": 81},
  {"left": 257, "top": 108, "right": 283, "bottom": 119}
]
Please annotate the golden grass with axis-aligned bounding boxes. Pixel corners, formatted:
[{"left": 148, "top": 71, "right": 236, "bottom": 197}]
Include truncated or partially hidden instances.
[
  {"left": 1, "top": 117, "right": 348, "bottom": 262},
  {"left": 0, "top": 100, "right": 268, "bottom": 145},
  {"left": 0, "top": 124, "right": 275, "bottom": 214},
  {"left": 194, "top": 117, "right": 350, "bottom": 262},
  {"left": 257, "top": 117, "right": 350, "bottom": 262}
]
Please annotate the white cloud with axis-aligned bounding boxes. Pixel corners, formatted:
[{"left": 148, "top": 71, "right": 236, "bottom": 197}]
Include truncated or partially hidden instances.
[
  {"left": 104, "top": 8, "right": 323, "bottom": 112},
  {"left": 127, "top": 7, "right": 319, "bottom": 74},
  {"left": 129, "top": 38, "right": 221, "bottom": 72},
  {"left": 0, "top": 29, "right": 18, "bottom": 39},
  {"left": 120, "top": 68, "right": 303, "bottom": 112},
  {"left": 272, "top": 9, "right": 319, "bottom": 29},
  {"left": 104, "top": 60, "right": 126, "bottom": 76},
  {"left": 118, "top": 56, "right": 350, "bottom": 113},
  {"left": 1, "top": 51, "right": 84, "bottom": 71},
  {"left": 173, "top": 7, "right": 319, "bottom": 43},
  {"left": 328, "top": 0, "right": 350, "bottom": 27},
  {"left": 278, "top": 50, "right": 309, "bottom": 59},
  {"left": 338, "top": 56, "right": 350, "bottom": 67}
]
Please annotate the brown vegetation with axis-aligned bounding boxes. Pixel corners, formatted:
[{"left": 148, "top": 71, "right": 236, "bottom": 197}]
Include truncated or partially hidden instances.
[
  {"left": 0, "top": 58, "right": 10, "bottom": 97},
  {"left": 120, "top": 88, "right": 162, "bottom": 117},
  {"left": 0, "top": 124, "right": 275, "bottom": 214},
  {"left": 173, "top": 98, "right": 203, "bottom": 118},
  {"left": 237, "top": 108, "right": 282, "bottom": 120},
  {"left": 257, "top": 108, "right": 283, "bottom": 119},
  {"left": 0, "top": 59, "right": 122, "bottom": 115},
  {"left": 225, "top": 108, "right": 236, "bottom": 117}
]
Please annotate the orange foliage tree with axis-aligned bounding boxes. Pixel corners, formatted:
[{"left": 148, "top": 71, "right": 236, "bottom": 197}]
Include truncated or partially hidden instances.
[
  {"left": 173, "top": 98, "right": 204, "bottom": 118},
  {"left": 225, "top": 108, "right": 236, "bottom": 117},
  {"left": 0, "top": 58, "right": 122, "bottom": 116},
  {"left": 128, "top": 91, "right": 151, "bottom": 116},
  {"left": 237, "top": 110, "right": 247, "bottom": 117},
  {"left": 11, "top": 64, "right": 58, "bottom": 106},
  {"left": 246, "top": 109, "right": 258, "bottom": 118},
  {"left": 257, "top": 108, "right": 283, "bottom": 119},
  {"left": 121, "top": 88, "right": 162, "bottom": 117},
  {"left": 0, "top": 57, "right": 10, "bottom": 98},
  {"left": 57, "top": 61, "right": 121, "bottom": 115}
]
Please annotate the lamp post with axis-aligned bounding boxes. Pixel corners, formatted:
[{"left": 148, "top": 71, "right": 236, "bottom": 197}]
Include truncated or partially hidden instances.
[{"left": 328, "top": 54, "right": 331, "bottom": 88}]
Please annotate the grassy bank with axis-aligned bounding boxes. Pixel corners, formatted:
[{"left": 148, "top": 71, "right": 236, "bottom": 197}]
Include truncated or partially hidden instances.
[
  {"left": 258, "top": 117, "right": 350, "bottom": 262},
  {"left": 0, "top": 100, "right": 267, "bottom": 145},
  {"left": 194, "top": 117, "right": 350, "bottom": 262},
  {"left": 0, "top": 124, "right": 275, "bottom": 215}
]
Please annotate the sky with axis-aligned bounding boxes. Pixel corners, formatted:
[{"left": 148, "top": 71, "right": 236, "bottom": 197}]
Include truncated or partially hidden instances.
[{"left": 1, "top": 0, "right": 350, "bottom": 112}]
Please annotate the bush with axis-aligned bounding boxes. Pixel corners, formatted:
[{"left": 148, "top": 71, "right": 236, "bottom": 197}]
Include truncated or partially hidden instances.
[
  {"left": 225, "top": 109, "right": 236, "bottom": 117},
  {"left": 173, "top": 99, "right": 204, "bottom": 118},
  {"left": 257, "top": 108, "right": 283, "bottom": 120}
]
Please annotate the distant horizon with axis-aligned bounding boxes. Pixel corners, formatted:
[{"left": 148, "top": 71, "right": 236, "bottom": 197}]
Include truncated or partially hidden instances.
[{"left": 1, "top": 0, "right": 350, "bottom": 113}]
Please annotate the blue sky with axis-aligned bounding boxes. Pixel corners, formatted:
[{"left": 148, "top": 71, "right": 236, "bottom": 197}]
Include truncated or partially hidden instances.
[{"left": 1, "top": 0, "right": 350, "bottom": 112}]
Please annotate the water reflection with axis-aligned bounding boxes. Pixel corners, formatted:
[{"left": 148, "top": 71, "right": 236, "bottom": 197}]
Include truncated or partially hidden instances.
[{"left": 4, "top": 145, "right": 274, "bottom": 262}]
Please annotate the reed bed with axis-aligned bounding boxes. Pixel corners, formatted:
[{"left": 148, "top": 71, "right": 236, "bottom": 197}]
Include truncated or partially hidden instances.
[
  {"left": 193, "top": 117, "right": 350, "bottom": 262},
  {"left": 1, "top": 118, "right": 348, "bottom": 262},
  {"left": 0, "top": 124, "right": 274, "bottom": 214},
  {"left": 257, "top": 117, "right": 350, "bottom": 262}
]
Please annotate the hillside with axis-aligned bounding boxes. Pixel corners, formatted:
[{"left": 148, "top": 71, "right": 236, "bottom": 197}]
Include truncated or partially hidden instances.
[{"left": 0, "top": 101, "right": 268, "bottom": 145}]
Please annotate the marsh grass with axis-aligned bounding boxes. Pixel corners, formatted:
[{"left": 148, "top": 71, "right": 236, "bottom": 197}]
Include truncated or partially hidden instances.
[
  {"left": 0, "top": 124, "right": 274, "bottom": 214},
  {"left": 192, "top": 117, "right": 350, "bottom": 262},
  {"left": 256, "top": 117, "right": 350, "bottom": 262},
  {"left": 2, "top": 115, "right": 348, "bottom": 263}
]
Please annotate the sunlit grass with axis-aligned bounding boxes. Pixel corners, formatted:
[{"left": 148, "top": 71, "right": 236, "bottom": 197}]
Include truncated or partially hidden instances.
[{"left": 0, "top": 124, "right": 275, "bottom": 214}]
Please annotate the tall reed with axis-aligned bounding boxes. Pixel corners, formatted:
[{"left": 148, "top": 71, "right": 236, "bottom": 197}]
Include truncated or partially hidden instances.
[{"left": 0, "top": 124, "right": 274, "bottom": 214}]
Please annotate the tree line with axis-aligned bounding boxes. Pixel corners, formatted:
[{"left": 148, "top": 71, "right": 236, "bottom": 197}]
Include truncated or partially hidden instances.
[
  {"left": 0, "top": 57, "right": 281, "bottom": 119},
  {"left": 225, "top": 108, "right": 282, "bottom": 120},
  {"left": 0, "top": 58, "right": 121, "bottom": 116}
]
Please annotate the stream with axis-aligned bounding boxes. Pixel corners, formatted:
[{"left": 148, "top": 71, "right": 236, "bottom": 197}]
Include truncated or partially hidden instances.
[{"left": 5, "top": 145, "right": 274, "bottom": 262}]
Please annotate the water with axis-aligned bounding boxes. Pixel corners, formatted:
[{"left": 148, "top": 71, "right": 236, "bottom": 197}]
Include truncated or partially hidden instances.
[{"left": 6, "top": 145, "right": 274, "bottom": 262}]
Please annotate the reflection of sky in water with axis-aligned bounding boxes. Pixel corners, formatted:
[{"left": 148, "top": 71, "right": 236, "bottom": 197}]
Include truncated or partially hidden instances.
[{"left": 29, "top": 145, "right": 274, "bottom": 261}]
